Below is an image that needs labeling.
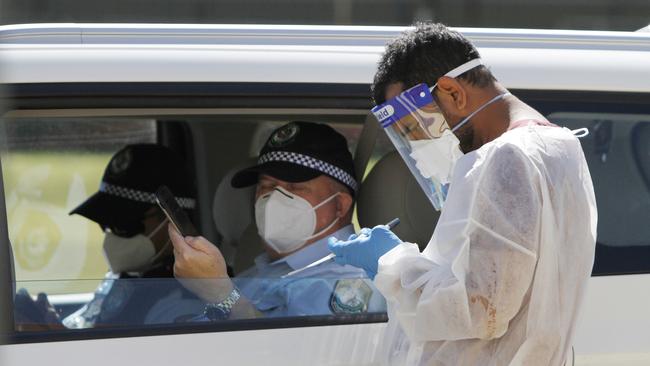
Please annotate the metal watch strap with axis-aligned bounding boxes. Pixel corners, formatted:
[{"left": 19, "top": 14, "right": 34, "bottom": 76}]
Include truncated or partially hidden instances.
[{"left": 204, "top": 286, "right": 241, "bottom": 321}]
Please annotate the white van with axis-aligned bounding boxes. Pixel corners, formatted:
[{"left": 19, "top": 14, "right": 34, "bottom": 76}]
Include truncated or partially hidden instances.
[{"left": 0, "top": 24, "right": 649, "bottom": 366}]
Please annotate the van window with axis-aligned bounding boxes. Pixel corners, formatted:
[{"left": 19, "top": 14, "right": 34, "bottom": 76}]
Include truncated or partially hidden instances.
[
  {"left": 544, "top": 111, "right": 650, "bottom": 275},
  {"left": 1, "top": 114, "right": 387, "bottom": 340},
  {"left": 0, "top": 117, "right": 163, "bottom": 333},
  {"left": 2, "top": 119, "right": 156, "bottom": 295},
  {"left": 2, "top": 118, "right": 157, "bottom": 296}
]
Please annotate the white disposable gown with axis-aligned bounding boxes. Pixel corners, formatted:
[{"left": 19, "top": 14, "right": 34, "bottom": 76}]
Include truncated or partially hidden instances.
[{"left": 374, "top": 124, "right": 597, "bottom": 365}]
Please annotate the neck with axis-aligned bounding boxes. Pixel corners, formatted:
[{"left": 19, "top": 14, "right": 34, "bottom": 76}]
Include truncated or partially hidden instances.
[
  {"left": 468, "top": 84, "right": 514, "bottom": 149},
  {"left": 470, "top": 83, "right": 551, "bottom": 150}
]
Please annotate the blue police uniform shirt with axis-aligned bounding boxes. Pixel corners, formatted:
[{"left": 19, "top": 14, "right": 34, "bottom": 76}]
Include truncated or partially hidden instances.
[{"left": 234, "top": 224, "right": 386, "bottom": 317}]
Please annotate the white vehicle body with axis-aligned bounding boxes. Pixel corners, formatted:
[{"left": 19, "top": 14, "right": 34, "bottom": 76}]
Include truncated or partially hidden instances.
[{"left": 1, "top": 24, "right": 649, "bottom": 366}]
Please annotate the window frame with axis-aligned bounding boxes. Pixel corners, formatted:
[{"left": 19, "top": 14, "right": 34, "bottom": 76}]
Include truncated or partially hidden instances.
[
  {"left": 1, "top": 83, "right": 650, "bottom": 344},
  {"left": 7, "top": 312, "right": 389, "bottom": 345}
]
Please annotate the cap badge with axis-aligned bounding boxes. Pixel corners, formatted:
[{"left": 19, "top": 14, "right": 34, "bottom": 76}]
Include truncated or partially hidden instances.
[
  {"left": 110, "top": 149, "right": 132, "bottom": 175},
  {"left": 268, "top": 123, "right": 299, "bottom": 148},
  {"left": 329, "top": 279, "right": 372, "bottom": 314}
]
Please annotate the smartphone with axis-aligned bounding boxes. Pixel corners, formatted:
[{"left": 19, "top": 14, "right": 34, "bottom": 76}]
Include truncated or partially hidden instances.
[{"left": 155, "top": 185, "right": 198, "bottom": 237}]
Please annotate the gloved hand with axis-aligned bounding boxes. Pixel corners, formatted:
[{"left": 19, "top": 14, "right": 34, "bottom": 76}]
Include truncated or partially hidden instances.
[{"left": 327, "top": 225, "right": 402, "bottom": 279}]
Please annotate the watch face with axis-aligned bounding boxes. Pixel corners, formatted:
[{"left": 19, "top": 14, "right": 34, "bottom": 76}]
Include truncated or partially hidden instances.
[
  {"left": 205, "top": 305, "right": 229, "bottom": 321},
  {"left": 204, "top": 287, "right": 240, "bottom": 321}
]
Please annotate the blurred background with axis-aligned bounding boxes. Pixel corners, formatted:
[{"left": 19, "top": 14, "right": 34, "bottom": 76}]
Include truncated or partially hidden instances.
[{"left": 1, "top": 0, "right": 649, "bottom": 31}]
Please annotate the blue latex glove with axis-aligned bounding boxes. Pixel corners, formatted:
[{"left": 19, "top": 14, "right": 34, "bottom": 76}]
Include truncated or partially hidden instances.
[{"left": 327, "top": 225, "right": 402, "bottom": 279}]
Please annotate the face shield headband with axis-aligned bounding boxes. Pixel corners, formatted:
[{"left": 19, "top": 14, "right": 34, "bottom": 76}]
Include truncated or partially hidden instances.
[{"left": 370, "top": 58, "right": 485, "bottom": 211}]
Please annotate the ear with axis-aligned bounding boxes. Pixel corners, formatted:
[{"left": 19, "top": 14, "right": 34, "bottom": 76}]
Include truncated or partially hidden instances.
[
  {"left": 435, "top": 76, "right": 468, "bottom": 111},
  {"left": 336, "top": 192, "right": 354, "bottom": 218}
]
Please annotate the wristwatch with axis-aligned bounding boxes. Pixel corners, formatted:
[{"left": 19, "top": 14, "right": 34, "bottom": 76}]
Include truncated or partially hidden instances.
[{"left": 203, "top": 286, "right": 241, "bottom": 321}]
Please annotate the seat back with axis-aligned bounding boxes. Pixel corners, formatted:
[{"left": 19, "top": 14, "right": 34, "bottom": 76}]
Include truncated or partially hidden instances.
[
  {"left": 356, "top": 151, "right": 440, "bottom": 249},
  {"left": 212, "top": 159, "right": 264, "bottom": 273}
]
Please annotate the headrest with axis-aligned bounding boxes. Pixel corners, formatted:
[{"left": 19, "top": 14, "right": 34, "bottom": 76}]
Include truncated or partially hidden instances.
[
  {"left": 356, "top": 151, "right": 440, "bottom": 249},
  {"left": 213, "top": 159, "right": 257, "bottom": 248}
]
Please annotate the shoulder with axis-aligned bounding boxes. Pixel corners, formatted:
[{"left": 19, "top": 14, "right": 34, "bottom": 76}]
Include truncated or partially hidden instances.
[
  {"left": 459, "top": 132, "right": 536, "bottom": 184},
  {"left": 494, "top": 126, "right": 586, "bottom": 175},
  {"left": 496, "top": 125, "right": 580, "bottom": 157},
  {"left": 474, "top": 126, "right": 575, "bottom": 174},
  {"left": 482, "top": 129, "right": 532, "bottom": 161}
]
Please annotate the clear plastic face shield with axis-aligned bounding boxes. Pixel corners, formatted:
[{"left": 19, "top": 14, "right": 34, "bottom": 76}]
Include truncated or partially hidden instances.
[{"left": 371, "top": 59, "right": 484, "bottom": 211}]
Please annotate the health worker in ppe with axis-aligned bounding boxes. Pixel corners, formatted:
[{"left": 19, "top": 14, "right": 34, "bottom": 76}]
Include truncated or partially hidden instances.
[
  {"left": 328, "top": 22, "right": 597, "bottom": 366},
  {"left": 170, "top": 122, "right": 385, "bottom": 320}
]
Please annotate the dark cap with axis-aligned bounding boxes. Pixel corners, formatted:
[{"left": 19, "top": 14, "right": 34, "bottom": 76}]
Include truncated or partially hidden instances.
[
  {"left": 70, "top": 144, "right": 196, "bottom": 232},
  {"left": 231, "top": 122, "right": 357, "bottom": 192}
]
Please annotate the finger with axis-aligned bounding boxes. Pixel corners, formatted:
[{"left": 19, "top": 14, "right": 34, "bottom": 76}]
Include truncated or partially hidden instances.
[
  {"left": 373, "top": 226, "right": 401, "bottom": 242},
  {"left": 327, "top": 237, "right": 343, "bottom": 255},
  {"left": 358, "top": 227, "right": 372, "bottom": 237},
  {"left": 36, "top": 292, "right": 48, "bottom": 302},
  {"left": 36, "top": 293, "right": 50, "bottom": 310},
  {"left": 333, "top": 255, "right": 347, "bottom": 266},
  {"left": 168, "top": 224, "right": 191, "bottom": 252},
  {"left": 365, "top": 270, "right": 377, "bottom": 280},
  {"left": 185, "top": 236, "right": 217, "bottom": 254},
  {"left": 173, "top": 262, "right": 183, "bottom": 278},
  {"left": 372, "top": 225, "right": 395, "bottom": 238},
  {"left": 347, "top": 227, "right": 370, "bottom": 241}
]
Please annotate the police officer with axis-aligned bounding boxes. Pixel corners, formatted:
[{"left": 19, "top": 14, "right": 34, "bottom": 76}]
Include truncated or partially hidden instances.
[
  {"left": 170, "top": 122, "right": 386, "bottom": 319},
  {"left": 64, "top": 144, "right": 203, "bottom": 327}
]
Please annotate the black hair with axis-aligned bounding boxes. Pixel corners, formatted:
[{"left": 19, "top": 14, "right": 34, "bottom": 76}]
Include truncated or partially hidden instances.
[{"left": 371, "top": 22, "right": 497, "bottom": 104}]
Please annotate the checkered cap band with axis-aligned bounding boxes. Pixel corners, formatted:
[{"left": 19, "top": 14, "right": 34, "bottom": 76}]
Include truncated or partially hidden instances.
[
  {"left": 99, "top": 182, "right": 196, "bottom": 209},
  {"left": 258, "top": 151, "right": 358, "bottom": 191}
]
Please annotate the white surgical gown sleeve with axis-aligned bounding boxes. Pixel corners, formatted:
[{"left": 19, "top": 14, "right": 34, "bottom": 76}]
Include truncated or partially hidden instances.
[{"left": 374, "top": 142, "right": 541, "bottom": 342}]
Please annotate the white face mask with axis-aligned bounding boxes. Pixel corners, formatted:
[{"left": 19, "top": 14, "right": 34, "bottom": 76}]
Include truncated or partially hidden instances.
[
  {"left": 409, "top": 129, "right": 464, "bottom": 185},
  {"left": 255, "top": 187, "right": 340, "bottom": 254},
  {"left": 102, "top": 219, "right": 168, "bottom": 273},
  {"left": 408, "top": 91, "right": 512, "bottom": 186}
]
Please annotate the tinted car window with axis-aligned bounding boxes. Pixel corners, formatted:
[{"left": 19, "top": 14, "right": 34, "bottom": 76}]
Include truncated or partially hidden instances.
[
  {"left": 0, "top": 117, "right": 161, "bottom": 333},
  {"left": 543, "top": 109, "right": 650, "bottom": 275},
  {"left": 1, "top": 115, "right": 388, "bottom": 341},
  {"left": 2, "top": 118, "right": 157, "bottom": 295}
]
